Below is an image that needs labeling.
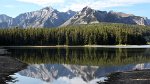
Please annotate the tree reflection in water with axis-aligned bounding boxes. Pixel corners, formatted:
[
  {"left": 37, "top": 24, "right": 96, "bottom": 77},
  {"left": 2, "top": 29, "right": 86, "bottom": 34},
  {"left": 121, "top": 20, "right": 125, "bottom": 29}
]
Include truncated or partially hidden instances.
[{"left": 7, "top": 47, "right": 150, "bottom": 66}]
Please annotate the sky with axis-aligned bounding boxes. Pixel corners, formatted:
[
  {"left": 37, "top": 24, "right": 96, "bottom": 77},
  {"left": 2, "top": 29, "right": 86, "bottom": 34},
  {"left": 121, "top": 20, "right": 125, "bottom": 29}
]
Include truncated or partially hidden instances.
[{"left": 0, "top": 0, "right": 150, "bottom": 18}]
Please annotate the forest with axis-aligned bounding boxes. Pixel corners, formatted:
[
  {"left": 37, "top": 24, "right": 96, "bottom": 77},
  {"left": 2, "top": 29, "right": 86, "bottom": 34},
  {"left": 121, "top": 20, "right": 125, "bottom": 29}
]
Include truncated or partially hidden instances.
[{"left": 0, "top": 23, "right": 150, "bottom": 45}]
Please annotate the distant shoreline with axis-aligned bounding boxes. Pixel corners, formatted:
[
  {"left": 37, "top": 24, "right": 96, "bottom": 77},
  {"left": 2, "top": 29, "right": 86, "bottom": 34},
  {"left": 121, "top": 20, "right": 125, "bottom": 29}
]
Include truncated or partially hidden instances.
[{"left": 1, "top": 45, "right": 150, "bottom": 48}]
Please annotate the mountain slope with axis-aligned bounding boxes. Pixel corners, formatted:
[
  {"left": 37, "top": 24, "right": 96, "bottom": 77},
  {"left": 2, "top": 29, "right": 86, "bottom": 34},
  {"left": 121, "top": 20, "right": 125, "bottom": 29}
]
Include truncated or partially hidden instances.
[
  {"left": 0, "top": 14, "right": 13, "bottom": 28},
  {"left": 61, "top": 6, "right": 100, "bottom": 26},
  {"left": 0, "top": 6, "right": 149, "bottom": 28},
  {"left": 13, "top": 7, "right": 76, "bottom": 28},
  {"left": 0, "top": 7, "right": 76, "bottom": 28},
  {"left": 61, "top": 6, "right": 150, "bottom": 26},
  {"left": 0, "top": 14, "right": 12, "bottom": 23}
]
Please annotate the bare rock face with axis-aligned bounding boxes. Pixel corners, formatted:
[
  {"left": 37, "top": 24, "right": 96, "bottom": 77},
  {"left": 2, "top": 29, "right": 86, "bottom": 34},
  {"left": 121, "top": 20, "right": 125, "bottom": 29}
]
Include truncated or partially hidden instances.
[
  {"left": 0, "top": 7, "right": 76, "bottom": 28},
  {"left": 105, "top": 11, "right": 149, "bottom": 25},
  {"left": 0, "top": 6, "right": 149, "bottom": 28},
  {"left": 61, "top": 7, "right": 150, "bottom": 26},
  {"left": 0, "top": 14, "right": 13, "bottom": 23},
  {"left": 0, "top": 15, "right": 13, "bottom": 28},
  {"left": 12, "top": 7, "right": 76, "bottom": 28},
  {"left": 61, "top": 6, "right": 100, "bottom": 26}
]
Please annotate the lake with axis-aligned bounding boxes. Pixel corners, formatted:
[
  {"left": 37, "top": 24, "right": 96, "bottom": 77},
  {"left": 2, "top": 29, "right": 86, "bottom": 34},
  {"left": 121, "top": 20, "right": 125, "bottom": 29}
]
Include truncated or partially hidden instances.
[{"left": 1, "top": 46, "right": 150, "bottom": 84}]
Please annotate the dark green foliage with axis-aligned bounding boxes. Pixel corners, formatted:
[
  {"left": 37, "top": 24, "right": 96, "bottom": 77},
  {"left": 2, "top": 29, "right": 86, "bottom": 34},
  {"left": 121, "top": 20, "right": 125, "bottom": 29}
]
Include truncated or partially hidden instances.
[{"left": 0, "top": 23, "right": 149, "bottom": 45}]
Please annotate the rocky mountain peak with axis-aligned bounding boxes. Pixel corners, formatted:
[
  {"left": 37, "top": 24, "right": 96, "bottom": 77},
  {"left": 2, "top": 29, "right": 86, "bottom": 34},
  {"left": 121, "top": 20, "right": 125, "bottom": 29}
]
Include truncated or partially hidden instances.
[
  {"left": 61, "top": 6, "right": 150, "bottom": 26},
  {"left": 0, "top": 14, "right": 10, "bottom": 17},
  {"left": 66, "top": 10, "right": 76, "bottom": 15},
  {"left": 108, "top": 11, "right": 134, "bottom": 17},
  {"left": 0, "top": 6, "right": 150, "bottom": 28},
  {"left": 0, "top": 14, "right": 12, "bottom": 22},
  {"left": 40, "top": 6, "right": 57, "bottom": 12},
  {"left": 81, "top": 6, "right": 94, "bottom": 14},
  {"left": 0, "top": 6, "right": 76, "bottom": 28},
  {"left": 41, "top": 6, "right": 54, "bottom": 12}
]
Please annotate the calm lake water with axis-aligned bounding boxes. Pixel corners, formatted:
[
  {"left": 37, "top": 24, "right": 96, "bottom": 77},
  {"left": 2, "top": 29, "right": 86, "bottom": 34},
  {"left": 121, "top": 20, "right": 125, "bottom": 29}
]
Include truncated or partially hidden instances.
[{"left": 1, "top": 47, "right": 150, "bottom": 84}]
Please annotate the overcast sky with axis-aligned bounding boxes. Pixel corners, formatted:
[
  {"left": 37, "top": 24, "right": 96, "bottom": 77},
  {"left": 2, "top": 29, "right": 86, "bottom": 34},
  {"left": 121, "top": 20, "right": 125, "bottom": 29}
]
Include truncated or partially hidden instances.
[{"left": 0, "top": 0, "right": 149, "bottom": 18}]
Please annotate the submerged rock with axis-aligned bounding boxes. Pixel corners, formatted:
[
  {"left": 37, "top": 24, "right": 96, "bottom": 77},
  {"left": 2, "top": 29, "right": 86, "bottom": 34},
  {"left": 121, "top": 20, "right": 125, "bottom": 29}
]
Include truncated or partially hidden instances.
[
  {"left": 0, "top": 49, "right": 8, "bottom": 55},
  {"left": 101, "top": 69, "right": 150, "bottom": 84},
  {"left": 0, "top": 56, "right": 27, "bottom": 84}
]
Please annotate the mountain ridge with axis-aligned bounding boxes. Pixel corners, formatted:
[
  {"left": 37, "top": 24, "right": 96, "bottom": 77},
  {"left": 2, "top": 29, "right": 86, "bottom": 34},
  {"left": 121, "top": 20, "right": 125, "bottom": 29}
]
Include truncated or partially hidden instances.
[
  {"left": 0, "top": 6, "right": 149, "bottom": 28},
  {"left": 0, "top": 6, "right": 76, "bottom": 28},
  {"left": 61, "top": 6, "right": 150, "bottom": 26}
]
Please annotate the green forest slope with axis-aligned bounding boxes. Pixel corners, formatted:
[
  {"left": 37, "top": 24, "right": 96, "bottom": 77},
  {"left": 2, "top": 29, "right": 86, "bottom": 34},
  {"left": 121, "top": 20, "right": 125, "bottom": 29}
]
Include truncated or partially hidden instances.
[{"left": 0, "top": 23, "right": 150, "bottom": 45}]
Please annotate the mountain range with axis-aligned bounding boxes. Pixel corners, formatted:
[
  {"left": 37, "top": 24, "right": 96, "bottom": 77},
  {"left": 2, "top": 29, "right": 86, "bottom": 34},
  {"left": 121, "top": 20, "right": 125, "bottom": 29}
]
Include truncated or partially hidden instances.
[
  {"left": 0, "top": 7, "right": 76, "bottom": 28},
  {"left": 0, "top": 6, "right": 150, "bottom": 28},
  {"left": 62, "top": 6, "right": 150, "bottom": 26}
]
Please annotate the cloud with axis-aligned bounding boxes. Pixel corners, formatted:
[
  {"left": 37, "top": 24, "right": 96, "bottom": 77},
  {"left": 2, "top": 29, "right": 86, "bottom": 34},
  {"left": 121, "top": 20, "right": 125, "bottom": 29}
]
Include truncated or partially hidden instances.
[
  {"left": 16, "top": 0, "right": 150, "bottom": 11},
  {"left": 16, "top": 0, "right": 64, "bottom": 6},
  {"left": 4, "top": 5, "right": 15, "bottom": 8},
  {"left": 60, "top": 0, "right": 150, "bottom": 11}
]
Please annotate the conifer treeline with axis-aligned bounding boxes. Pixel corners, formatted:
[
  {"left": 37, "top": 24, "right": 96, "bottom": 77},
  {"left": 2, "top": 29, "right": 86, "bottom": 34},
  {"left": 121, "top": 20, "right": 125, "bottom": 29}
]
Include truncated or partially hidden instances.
[{"left": 0, "top": 23, "right": 150, "bottom": 45}]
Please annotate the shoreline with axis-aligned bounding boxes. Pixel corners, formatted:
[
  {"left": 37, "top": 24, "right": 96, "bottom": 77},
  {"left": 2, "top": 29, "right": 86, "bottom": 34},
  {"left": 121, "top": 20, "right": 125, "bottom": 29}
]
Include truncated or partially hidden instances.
[{"left": 1, "top": 45, "right": 150, "bottom": 48}]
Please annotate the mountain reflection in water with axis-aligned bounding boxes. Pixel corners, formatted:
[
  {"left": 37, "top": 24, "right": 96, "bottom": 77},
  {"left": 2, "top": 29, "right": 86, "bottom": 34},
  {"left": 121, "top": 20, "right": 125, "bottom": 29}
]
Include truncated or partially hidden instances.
[
  {"left": 1, "top": 47, "right": 150, "bottom": 84},
  {"left": 18, "top": 63, "right": 150, "bottom": 83}
]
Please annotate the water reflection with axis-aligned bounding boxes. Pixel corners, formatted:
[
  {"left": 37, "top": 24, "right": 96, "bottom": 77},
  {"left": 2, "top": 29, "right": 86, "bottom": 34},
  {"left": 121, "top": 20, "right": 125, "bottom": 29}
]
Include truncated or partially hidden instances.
[
  {"left": 19, "top": 64, "right": 98, "bottom": 82},
  {"left": 2, "top": 47, "right": 150, "bottom": 84},
  {"left": 16, "top": 63, "right": 150, "bottom": 84},
  {"left": 7, "top": 47, "right": 150, "bottom": 66}
]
